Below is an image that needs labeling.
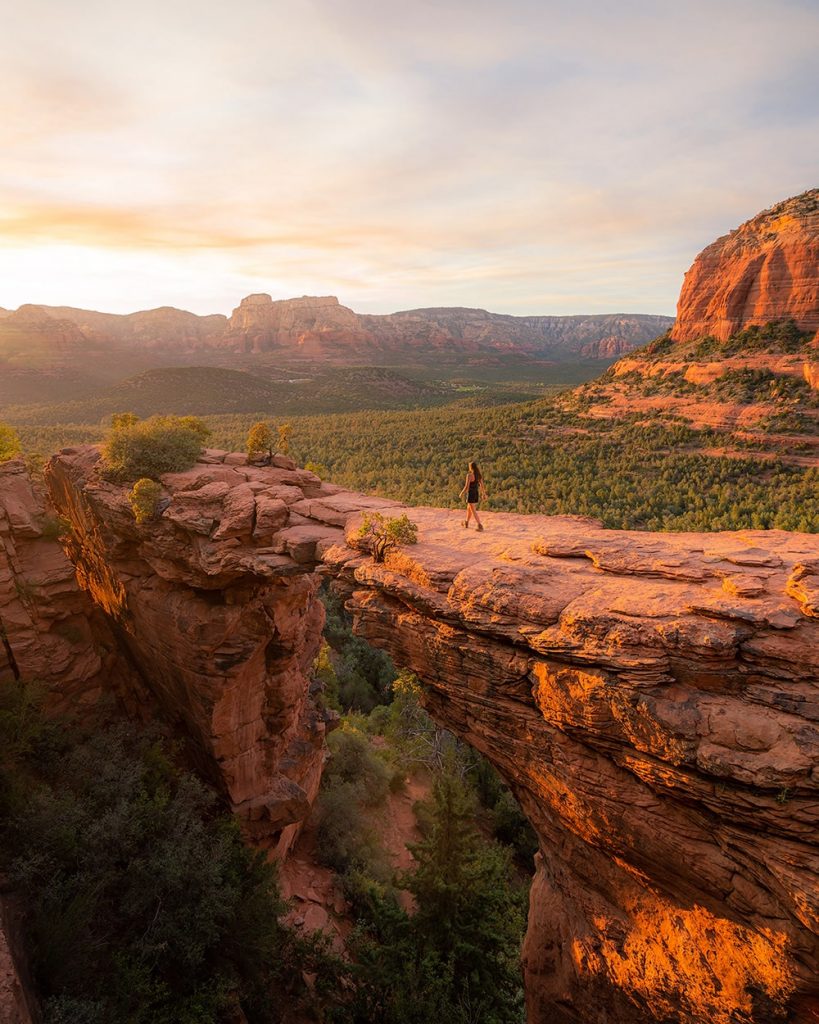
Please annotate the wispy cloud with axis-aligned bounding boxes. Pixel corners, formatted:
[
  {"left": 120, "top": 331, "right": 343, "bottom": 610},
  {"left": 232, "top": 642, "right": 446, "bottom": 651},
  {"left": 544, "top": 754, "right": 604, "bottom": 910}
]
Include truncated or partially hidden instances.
[{"left": 0, "top": 0, "right": 816, "bottom": 315}]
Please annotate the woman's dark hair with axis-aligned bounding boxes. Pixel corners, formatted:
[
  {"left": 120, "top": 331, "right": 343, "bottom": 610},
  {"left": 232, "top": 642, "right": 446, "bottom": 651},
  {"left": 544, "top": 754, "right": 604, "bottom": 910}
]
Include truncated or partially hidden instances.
[{"left": 468, "top": 461, "right": 482, "bottom": 483}]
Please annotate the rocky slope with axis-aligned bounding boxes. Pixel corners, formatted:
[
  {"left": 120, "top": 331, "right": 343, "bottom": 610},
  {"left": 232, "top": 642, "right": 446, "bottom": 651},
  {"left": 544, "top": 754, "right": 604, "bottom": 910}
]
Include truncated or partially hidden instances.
[
  {"left": 672, "top": 189, "right": 819, "bottom": 343},
  {"left": 1, "top": 295, "right": 671, "bottom": 366},
  {"left": 567, "top": 329, "right": 819, "bottom": 463},
  {"left": 46, "top": 304, "right": 229, "bottom": 350},
  {"left": 43, "top": 446, "right": 819, "bottom": 1024},
  {"left": 560, "top": 190, "right": 819, "bottom": 459},
  {"left": 355, "top": 305, "right": 673, "bottom": 360}
]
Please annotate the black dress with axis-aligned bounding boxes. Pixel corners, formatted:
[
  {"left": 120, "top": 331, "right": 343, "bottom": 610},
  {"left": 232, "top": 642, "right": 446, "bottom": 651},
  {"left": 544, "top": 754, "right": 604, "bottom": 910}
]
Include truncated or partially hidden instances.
[{"left": 467, "top": 477, "right": 480, "bottom": 503}]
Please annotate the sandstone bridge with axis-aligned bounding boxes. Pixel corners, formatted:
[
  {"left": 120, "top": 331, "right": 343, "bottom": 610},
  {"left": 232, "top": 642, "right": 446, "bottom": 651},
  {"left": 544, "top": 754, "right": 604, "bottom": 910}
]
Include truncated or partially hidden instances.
[{"left": 1, "top": 447, "right": 818, "bottom": 1024}]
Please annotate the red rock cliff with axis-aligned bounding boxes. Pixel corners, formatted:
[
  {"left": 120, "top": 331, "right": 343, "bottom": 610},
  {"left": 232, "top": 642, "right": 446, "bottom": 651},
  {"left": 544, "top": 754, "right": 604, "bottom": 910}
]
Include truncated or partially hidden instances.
[
  {"left": 44, "top": 448, "right": 819, "bottom": 1023},
  {"left": 0, "top": 459, "right": 131, "bottom": 709},
  {"left": 44, "top": 447, "right": 365, "bottom": 854},
  {"left": 10, "top": 298, "right": 673, "bottom": 361},
  {"left": 672, "top": 189, "right": 819, "bottom": 343}
]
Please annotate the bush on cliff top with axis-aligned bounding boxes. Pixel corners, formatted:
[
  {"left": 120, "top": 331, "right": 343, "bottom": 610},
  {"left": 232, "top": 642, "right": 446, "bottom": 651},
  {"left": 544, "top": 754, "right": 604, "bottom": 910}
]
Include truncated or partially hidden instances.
[
  {"left": 102, "top": 413, "right": 210, "bottom": 481},
  {"left": 355, "top": 512, "right": 418, "bottom": 563},
  {"left": 0, "top": 421, "right": 21, "bottom": 462}
]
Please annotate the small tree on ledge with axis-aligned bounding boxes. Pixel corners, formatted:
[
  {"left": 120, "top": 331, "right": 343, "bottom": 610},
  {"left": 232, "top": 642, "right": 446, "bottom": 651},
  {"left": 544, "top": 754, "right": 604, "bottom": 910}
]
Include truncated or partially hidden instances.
[
  {"left": 356, "top": 512, "right": 418, "bottom": 563},
  {"left": 129, "top": 478, "right": 163, "bottom": 524},
  {"left": 246, "top": 421, "right": 274, "bottom": 462}
]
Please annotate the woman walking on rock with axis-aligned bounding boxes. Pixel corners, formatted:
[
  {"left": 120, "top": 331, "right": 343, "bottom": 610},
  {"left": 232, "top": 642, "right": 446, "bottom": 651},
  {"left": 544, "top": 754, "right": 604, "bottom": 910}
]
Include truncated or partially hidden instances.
[{"left": 460, "top": 460, "right": 487, "bottom": 531}]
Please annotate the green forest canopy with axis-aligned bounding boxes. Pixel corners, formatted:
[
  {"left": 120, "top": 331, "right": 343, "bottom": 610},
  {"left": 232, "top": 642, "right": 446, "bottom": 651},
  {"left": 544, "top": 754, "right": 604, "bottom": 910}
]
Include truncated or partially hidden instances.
[{"left": 11, "top": 397, "right": 819, "bottom": 532}]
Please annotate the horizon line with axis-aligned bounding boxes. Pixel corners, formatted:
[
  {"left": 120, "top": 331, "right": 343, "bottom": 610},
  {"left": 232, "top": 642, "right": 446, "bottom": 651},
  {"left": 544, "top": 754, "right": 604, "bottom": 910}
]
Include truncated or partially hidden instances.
[{"left": 1, "top": 293, "right": 678, "bottom": 322}]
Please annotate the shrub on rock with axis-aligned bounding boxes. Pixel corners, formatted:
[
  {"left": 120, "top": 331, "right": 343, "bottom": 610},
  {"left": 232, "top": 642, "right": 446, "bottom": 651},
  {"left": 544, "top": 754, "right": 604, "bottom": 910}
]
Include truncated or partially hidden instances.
[
  {"left": 129, "top": 478, "right": 163, "bottom": 524},
  {"left": 356, "top": 512, "right": 418, "bottom": 563},
  {"left": 0, "top": 422, "right": 21, "bottom": 463},
  {"left": 103, "top": 414, "right": 208, "bottom": 481}
]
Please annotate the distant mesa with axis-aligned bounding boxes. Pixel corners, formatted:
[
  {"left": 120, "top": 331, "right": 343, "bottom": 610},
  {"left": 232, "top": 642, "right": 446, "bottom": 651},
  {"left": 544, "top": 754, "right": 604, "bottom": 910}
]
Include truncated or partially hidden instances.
[
  {"left": 0, "top": 291, "right": 672, "bottom": 365},
  {"left": 672, "top": 188, "right": 819, "bottom": 343},
  {"left": 223, "top": 293, "right": 374, "bottom": 355},
  {"left": 8, "top": 188, "right": 816, "bottom": 367}
]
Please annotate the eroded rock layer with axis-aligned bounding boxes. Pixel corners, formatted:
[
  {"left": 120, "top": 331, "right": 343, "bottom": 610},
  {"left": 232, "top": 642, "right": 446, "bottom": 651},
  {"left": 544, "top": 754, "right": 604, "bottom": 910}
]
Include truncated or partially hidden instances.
[
  {"left": 0, "top": 459, "right": 128, "bottom": 709},
  {"left": 45, "top": 447, "right": 356, "bottom": 854},
  {"left": 672, "top": 189, "right": 819, "bottom": 343},
  {"left": 5, "top": 296, "right": 672, "bottom": 362},
  {"left": 44, "top": 447, "right": 819, "bottom": 1023}
]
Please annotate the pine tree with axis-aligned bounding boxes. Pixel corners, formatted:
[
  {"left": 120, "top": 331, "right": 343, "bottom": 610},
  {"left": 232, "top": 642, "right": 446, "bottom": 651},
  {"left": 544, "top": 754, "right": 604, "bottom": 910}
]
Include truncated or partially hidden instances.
[
  {"left": 405, "top": 769, "right": 526, "bottom": 1020},
  {"left": 277, "top": 423, "right": 292, "bottom": 454}
]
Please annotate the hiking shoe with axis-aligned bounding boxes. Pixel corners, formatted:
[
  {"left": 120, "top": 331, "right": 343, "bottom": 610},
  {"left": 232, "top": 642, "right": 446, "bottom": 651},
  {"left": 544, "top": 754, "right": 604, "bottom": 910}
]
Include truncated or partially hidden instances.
[
  {"left": 477, "top": 523, "right": 484, "bottom": 532},
  {"left": 462, "top": 520, "right": 468, "bottom": 528}
]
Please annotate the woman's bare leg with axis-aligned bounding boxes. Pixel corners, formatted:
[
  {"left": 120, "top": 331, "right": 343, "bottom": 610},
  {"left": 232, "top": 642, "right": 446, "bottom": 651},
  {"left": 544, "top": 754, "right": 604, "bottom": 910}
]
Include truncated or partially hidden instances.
[{"left": 472, "top": 505, "right": 483, "bottom": 529}]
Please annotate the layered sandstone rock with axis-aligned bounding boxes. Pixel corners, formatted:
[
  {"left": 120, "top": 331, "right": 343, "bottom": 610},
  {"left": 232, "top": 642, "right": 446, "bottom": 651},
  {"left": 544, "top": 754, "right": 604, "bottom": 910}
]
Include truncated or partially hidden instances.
[
  {"left": 45, "top": 446, "right": 819, "bottom": 1024},
  {"left": 569, "top": 191, "right": 819, "bottom": 450},
  {"left": 357, "top": 308, "right": 673, "bottom": 359},
  {"left": 672, "top": 189, "right": 819, "bottom": 343},
  {"left": 224, "top": 294, "right": 373, "bottom": 355},
  {"left": 44, "top": 448, "right": 372, "bottom": 853},
  {"left": 0, "top": 305, "right": 92, "bottom": 365},
  {"left": 329, "top": 519, "right": 819, "bottom": 1024},
  {"left": 579, "top": 334, "right": 638, "bottom": 359},
  {"left": 0, "top": 459, "right": 127, "bottom": 708},
  {"left": 6, "top": 298, "right": 672, "bottom": 363},
  {"left": 0, "top": 898, "right": 33, "bottom": 1024}
]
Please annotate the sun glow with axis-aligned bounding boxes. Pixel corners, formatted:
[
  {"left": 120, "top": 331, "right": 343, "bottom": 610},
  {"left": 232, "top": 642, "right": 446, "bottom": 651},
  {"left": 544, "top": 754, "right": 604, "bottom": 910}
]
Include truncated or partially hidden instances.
[{"left": 2, "top": 1, "right": 817, "bottom": 315}]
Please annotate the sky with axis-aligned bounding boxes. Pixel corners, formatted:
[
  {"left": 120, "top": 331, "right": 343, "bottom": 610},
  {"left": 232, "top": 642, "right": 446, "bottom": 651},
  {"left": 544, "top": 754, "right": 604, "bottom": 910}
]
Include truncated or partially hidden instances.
[{"left": 1, "top": 0, "right": 817, "bottom": 318}]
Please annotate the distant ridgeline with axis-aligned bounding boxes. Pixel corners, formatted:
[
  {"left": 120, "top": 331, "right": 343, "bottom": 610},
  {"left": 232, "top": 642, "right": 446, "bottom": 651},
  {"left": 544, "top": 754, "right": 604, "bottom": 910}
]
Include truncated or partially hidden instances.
[{"left": 0, "top": 294, "right": 672, "bottom": 365}]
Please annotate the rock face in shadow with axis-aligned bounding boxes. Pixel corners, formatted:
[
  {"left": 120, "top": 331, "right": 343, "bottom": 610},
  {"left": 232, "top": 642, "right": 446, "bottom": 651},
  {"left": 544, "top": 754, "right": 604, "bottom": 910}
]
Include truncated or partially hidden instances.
[
  {"left": 0, "top": 459, "right": 131, "bottom": 709},
  {"left": 0, "top": 896, "right": 34, "bottom": 1024},
  {"left": 671, "top": 189, "right": 819, "bottom": 343},
  {"left": 44, "top": 447, "right": 819, "bottom": 1023},
  {"left": 44, "top": 447, "right": 359, "bottom": 855}
]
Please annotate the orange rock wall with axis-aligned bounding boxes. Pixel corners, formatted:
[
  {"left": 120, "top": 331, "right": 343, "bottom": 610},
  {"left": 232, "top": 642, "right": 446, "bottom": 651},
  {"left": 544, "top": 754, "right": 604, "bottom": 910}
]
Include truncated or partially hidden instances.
[
  {"left": 672, "top": 190, "right": 819, "bottom": 343},
  {"left": 45, "top": 448, "right": 343, "bottom": 854},
  {"left": 325, "top": 517, "right": 819, "bottom": 1024},
  {"left": 0, "top": 459, "right": 127, "bottom": 708}
]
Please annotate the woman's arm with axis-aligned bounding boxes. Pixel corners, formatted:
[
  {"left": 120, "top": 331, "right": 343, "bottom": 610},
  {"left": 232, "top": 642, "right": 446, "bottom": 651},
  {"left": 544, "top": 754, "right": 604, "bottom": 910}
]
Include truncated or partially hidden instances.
[{"left": 459, "top": 472, "right": 471, "bottom": 498}]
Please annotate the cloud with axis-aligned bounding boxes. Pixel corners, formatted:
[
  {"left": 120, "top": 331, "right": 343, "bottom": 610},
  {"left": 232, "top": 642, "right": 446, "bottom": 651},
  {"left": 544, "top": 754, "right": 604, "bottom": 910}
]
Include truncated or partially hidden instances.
[{"left": 0, "top": 0, "right": 816, "bottom": 315}]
